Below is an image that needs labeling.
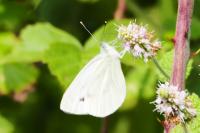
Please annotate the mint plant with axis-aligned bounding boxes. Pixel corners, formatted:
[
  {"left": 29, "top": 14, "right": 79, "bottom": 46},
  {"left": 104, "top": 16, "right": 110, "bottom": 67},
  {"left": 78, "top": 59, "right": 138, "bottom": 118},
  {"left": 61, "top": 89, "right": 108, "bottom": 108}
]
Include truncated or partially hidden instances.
[{"left": 0, "top": 0, "right": 199, "bottom": 133}]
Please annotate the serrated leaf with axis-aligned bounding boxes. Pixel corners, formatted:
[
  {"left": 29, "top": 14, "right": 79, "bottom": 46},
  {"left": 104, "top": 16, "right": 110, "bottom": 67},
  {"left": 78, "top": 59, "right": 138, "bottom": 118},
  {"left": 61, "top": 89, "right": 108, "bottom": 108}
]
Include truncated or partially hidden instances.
[
  {"left": 172, "top": 93, "right": 200, "bottom": 133},
  {"left": 0, "top": 115, "right": 14, "bottom": 133},
  {"left": 0, "top": 63, "right": 39, "bottom": 94},
  {"left": 44, "top": 42, "right": 82, "bottom": 88}
]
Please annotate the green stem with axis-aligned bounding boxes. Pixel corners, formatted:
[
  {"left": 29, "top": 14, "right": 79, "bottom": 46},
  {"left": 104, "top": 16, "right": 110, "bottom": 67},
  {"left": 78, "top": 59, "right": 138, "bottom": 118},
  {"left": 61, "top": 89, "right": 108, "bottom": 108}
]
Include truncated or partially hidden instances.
[{"left": 152, "top": 57, "right": 170, "bottom": 79}]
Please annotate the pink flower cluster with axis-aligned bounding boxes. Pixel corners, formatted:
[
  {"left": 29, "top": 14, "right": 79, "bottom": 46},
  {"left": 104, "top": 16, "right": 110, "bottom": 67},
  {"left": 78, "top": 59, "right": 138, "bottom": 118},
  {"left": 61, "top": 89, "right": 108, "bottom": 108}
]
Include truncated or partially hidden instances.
[{"left": 117, "top": 22, "right": 161, "bottom": 62}]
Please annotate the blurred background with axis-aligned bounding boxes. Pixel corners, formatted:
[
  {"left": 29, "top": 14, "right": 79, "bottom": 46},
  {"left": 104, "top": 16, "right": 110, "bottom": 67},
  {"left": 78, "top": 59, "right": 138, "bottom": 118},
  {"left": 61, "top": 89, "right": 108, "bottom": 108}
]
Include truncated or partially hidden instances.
[{"left": 0, "top": 0, "right": 200, "bottom": 133}]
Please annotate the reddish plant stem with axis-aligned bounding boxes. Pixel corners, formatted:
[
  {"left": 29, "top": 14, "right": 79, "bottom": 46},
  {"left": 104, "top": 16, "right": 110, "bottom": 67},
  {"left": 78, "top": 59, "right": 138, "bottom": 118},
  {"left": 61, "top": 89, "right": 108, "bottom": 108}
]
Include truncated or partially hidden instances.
[
  {"left": 114, "top": 0, "right": 126, "bottom": 20},
  {"left": 166, "top": 0, "right": 194, "bottom": 132},
  {"left": 170, "top": 0, "right": 194, "bottom": 90}
]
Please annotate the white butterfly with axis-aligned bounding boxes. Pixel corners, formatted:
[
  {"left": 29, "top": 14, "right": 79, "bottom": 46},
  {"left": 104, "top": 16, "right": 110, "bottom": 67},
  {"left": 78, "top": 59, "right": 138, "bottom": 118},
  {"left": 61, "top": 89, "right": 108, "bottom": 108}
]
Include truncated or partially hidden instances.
[
  {"left": 60, "top": 42, "right": 126, "bottom": 117},
  {"left": 60, "top": 21, "right": 126, "bottom": 117}
]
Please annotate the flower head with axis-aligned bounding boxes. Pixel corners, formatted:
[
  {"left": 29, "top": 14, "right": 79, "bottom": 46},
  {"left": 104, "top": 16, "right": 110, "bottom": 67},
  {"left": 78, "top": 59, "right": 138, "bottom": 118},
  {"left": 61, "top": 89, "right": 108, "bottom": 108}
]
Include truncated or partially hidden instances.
[
  {"left": 117, "top": 21, "right": 161, "bottom": 62},
  {"left": 152, "top": 82, "right": 196, "bottom": 124}
]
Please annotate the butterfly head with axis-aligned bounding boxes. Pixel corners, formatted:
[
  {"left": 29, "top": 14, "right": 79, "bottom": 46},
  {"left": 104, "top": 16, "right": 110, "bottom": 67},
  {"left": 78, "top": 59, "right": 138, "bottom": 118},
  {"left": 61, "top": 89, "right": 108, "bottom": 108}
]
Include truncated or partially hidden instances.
[{"left": 101, "top": 42, "right": 120, "bottom": 58}]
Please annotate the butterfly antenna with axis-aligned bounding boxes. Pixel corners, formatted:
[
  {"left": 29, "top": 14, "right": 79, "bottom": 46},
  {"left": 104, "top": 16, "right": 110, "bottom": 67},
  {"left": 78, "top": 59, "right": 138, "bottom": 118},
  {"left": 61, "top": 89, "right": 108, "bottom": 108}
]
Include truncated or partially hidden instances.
[
  {"left": 80, "top": 21, "right": 99, "bottom": 43},
  {"left": 99, "top": 21, "right": 107, "bottom": 42}
]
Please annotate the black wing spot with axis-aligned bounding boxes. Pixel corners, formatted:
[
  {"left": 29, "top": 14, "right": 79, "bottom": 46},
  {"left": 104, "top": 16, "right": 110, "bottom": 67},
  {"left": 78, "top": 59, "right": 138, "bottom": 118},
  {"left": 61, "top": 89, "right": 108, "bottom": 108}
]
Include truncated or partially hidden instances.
[{"left": 80, "top": 97, "right": 85, "bottom": 102}]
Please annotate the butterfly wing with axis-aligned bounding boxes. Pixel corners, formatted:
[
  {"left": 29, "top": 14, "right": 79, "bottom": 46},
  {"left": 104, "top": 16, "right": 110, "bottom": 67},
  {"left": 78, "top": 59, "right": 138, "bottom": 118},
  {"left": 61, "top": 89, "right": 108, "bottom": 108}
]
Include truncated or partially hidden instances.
[
  {"left": 87, "top": 55, "right": 126, "bottom": 117},
  {"left": 60, "top": 52, "right": 126, "bottom": 117}
]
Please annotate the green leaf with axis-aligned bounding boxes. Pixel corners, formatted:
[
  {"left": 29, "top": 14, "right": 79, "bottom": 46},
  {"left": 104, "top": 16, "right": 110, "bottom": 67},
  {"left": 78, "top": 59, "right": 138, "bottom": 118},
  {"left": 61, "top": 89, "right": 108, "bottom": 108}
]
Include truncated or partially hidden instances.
[
  {"left": 21, "top": 23, "right": 81, "bottom": 50},
  {"left": 0, "top": 23, "right": 82, "bottom": 91},
  {"left": 156, "top": 50, "right": 193, "bottom": 81},
  {"left": 172, "top": 93, "right": 200, "bottom": 133},
  {"left": 44, "top": 42, "right": 82, "bottom": 88},
  {"left": 4, "top": 23, "right": 81, "bottom": 63},
  {"left": 0, "top": 65, "right": 7, "bottom": 94},
  {"left": 0, "top": 115, "right": 14, "bottom": 133},
  {"left": 186, "top": 60, "right": 193, "bottom": 78},
  {"left": 0, "top": 63, "right": 39, "bottom": 94},
  {"left": 156, "top": 50, "right": 173, "bottom": 80},
  {"left": 120, "top": 69, "right": 142, "bottom": 111},
  {"left": 141, "top": 65, "right": 157, "bottom": 99},
  {"left": 0, "top": 32, "right": 18, "bottom": 60},
  {"left": 191, "top": 17, "right": 200, "bottom": 40},
  {"left": 120, "top": 62, "right": 157, "bottom": 111}
]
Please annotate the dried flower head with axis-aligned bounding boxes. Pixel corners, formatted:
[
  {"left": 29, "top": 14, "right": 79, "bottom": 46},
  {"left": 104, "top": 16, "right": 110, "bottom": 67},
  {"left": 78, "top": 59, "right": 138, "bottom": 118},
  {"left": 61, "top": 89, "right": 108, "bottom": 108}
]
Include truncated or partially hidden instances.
[
  {"left": 117, "top": 21, "right": 161, "bottom": 62},
  {"left": 152, "top": 82, "right": 196, "bottom": 124}
]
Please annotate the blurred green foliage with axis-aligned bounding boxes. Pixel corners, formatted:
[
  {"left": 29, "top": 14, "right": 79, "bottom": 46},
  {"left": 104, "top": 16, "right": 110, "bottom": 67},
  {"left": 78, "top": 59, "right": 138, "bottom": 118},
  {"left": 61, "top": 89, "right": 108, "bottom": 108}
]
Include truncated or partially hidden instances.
[{"left": 0, "top": 0, "right": 200, "bottom": 133}]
